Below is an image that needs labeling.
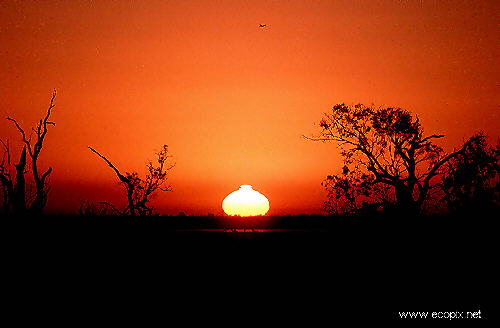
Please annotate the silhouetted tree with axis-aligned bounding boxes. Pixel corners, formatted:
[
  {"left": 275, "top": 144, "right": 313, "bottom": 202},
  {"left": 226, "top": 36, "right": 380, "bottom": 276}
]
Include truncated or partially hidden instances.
[
  {"left": 0, "top": 140, "right": 27, "bottom": 213},
  {"left": 78, "top": 200, "right": 117, "bottom": 216},
  {"left": 0, "top": 91, "right": 57, "bottom": 215},
  {"left": 88, "top": 145, "right": 174, "bottom": 216},
  {"left": 441, "top": 135, "right": 500, "bottom": 214},
  {"left": 321, "top": 165, "right": 393, "bottom": 215},
  {"left": 307, "top": 104, "right": 479, "bottom": 215}
]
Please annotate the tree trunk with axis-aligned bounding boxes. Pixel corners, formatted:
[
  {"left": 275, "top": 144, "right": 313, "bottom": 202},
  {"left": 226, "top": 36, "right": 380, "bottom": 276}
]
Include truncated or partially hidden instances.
[
  {"left": 30, "top": 182, "right": 46, "bottom": 215},
  {"left": 13, "top": 147, "right": 27, "bottom": 214},
  {"left": 0, "top": 176, "right": 14, "bottom": 214},
  {"left": 395, "top": 185, "right": 420, "bottom": 215},
  {"left": 29, "top": 156, "right": 51, "bottom": 215},
  {"left": 127, "top": 186, "right": 136, "bottom": 216}
]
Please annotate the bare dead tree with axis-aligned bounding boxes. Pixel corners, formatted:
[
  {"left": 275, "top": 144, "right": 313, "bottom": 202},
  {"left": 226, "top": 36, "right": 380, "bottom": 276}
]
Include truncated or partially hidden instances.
[
  {"left": 1, "top": 91, "right": 57, "bottom": 215},
  {"left": 88, "top": 145, "right": 174, "bottom": 216},
  {"left": 0, "top": 139, "right": 15, "bottom": 213},
  {"left": 1, "top": 142, "right": 29, "bottom": 214}
]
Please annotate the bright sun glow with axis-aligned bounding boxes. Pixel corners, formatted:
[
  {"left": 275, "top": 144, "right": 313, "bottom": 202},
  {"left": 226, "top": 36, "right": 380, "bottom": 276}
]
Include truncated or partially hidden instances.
[{"left": 222, "top": 185, "right": 270, "bottom": 216}]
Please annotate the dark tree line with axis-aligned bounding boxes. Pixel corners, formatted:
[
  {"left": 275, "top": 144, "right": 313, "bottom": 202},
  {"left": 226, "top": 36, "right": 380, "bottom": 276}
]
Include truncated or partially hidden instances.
[
  {"left": 2, "top": 93, "right": 498, "bottom": 217},
  {"left": 308, "top": 104, "right": 499, "bottom": 215}
]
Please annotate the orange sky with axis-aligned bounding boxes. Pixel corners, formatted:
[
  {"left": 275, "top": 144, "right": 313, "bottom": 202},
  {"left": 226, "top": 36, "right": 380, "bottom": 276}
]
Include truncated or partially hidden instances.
[{"left": 0, "top": 0, "right": 498, "bottom": 215}]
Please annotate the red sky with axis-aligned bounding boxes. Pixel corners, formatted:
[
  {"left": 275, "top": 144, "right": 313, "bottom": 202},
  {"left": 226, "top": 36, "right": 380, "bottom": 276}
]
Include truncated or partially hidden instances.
[{"left": 0, "top": 0, "right": 498, "bottom": 215}]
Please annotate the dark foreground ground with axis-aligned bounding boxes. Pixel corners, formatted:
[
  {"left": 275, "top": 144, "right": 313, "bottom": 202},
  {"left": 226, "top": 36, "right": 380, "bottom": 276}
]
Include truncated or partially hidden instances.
[{"left": 2, "top": 214, "right": 496, "bottom": 324}]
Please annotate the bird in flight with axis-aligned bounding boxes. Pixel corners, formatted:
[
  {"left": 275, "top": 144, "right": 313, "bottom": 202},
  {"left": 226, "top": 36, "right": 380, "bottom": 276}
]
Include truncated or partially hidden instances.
[{"left": 259, "top": 24, "right": 267, "bottom": 28}]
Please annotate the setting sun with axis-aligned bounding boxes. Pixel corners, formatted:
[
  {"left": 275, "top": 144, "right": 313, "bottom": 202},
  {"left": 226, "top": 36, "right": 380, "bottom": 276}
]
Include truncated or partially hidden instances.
[{"left": 222, "top": 185, "right": 270, "bottom": 217}]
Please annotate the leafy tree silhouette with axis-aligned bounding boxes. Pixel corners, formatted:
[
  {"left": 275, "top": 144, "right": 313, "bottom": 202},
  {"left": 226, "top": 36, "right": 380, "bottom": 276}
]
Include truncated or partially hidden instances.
[
  {"left": 0, "top": 91, "right": 57, "bottom": 215},
  {"left": 307, "top": 103, "right": 479, "bottom": 215},
  {"left": 441, "top": 135, "right": 500, "bottom": 214},
  {"left": 321, "top": 166, "right": 393, "bottom": 215},
  {"left": 88, "top": 145, "right": 174, "bottom": 216}
]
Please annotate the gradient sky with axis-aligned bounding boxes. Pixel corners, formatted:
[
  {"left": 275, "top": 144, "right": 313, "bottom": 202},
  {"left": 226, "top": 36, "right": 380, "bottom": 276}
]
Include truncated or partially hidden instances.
[{"left": 0, "top": 0, "right": 498, "bottom": 215}]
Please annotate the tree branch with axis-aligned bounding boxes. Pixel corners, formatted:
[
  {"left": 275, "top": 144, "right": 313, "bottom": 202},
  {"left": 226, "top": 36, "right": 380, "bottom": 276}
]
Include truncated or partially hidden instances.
[
  {"left": 88, "top": 146, "right": 129, "bottom": 185},
  {"left": 418, "top": 137, "right": 476, "bottom": 205}
]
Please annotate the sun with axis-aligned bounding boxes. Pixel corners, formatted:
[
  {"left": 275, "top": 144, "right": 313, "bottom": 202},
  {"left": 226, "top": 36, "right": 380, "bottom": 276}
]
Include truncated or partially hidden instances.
[{"left": 222, "top": 185, "right": 270, "bottom": 216}]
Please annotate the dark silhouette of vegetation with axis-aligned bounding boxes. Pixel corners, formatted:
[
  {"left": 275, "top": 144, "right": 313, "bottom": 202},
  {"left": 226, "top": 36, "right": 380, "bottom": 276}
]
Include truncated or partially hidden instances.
[
  {"left": 1, "top": 91, "right": 57, "bottom": 215},
  {"left": 320, "top": 166, "right": 393, "bottom": 215},
  {"left": 78, "top": 200, "right": 118, "bottom": 216},
  {"left": 441, "top": 135, "right": 500, "bottom": 214},
  {"left": 307, "top": 103, "right": 484, "bottom": 215},
  {"left": 88, "top": 145, "right": 174, "bottom": 216}
]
